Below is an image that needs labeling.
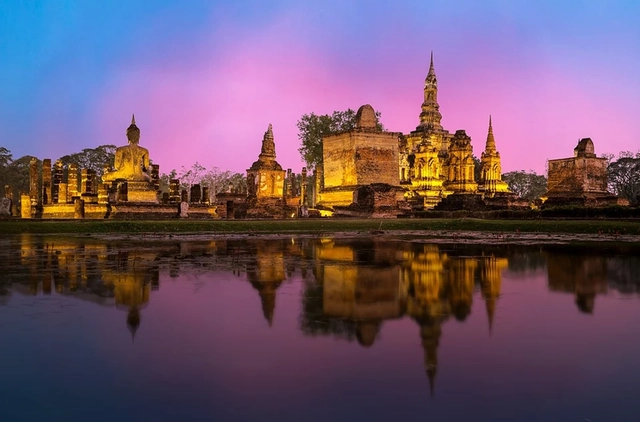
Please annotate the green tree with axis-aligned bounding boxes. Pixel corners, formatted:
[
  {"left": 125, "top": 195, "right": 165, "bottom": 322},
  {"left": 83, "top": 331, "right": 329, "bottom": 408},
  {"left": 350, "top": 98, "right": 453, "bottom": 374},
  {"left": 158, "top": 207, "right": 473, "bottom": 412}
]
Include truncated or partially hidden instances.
[
  {"left": 297, "top": 109, "right": 383, "bottom": 171},
  {"left": 58, "top": 145, "right": 117, "bottom": 177},
  {"left": 473, "top": 155, "right": 482, "bottom": 182},
  {"left": 607, "top": 151, "right": 640, "bottom": 206},
  {"left": 3, "top": 155, "right": 40, "bottom": 199},
  {"left": 502, "top": 170, "right": 547, "bottom": 202},
  {"left": 0, "top": 147, "right": 14, "bottom": 197},
  {"left": 158, "top": 169, "right": 178, "bottom": 193}
]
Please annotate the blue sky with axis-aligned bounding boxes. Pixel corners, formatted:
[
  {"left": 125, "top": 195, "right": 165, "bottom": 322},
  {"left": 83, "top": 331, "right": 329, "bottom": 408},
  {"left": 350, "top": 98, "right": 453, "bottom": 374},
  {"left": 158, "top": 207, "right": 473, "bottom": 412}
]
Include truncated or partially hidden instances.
[{"left": 1, "top": 0, "right": 639, "bottom": 174}]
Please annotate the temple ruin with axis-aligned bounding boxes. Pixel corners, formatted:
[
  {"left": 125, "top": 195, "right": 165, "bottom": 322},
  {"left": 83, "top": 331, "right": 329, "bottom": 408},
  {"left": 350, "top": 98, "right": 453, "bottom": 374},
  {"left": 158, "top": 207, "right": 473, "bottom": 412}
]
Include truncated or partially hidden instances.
[
  {"left": 544, "top": 138, "right": 625, "bottom": 207},
  {"left": 318, "top": 104, "right": 405, "bottom": 216},
  {"left": 21, "top": 116, "right": 217, "bottom": 219},
  {"left": 244, "top": 124, "right": 302, "bottom": 218},
  {"left": 7, "top": 52, "right": 634, "bottom": 220}
]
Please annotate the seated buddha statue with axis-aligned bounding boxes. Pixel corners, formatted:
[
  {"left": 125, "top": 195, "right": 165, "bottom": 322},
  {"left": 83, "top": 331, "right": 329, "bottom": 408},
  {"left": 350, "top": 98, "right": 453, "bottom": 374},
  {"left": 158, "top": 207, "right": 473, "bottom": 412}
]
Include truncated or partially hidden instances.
[{"left": 103, "top": 115, "right": 151, "bottom": 182}]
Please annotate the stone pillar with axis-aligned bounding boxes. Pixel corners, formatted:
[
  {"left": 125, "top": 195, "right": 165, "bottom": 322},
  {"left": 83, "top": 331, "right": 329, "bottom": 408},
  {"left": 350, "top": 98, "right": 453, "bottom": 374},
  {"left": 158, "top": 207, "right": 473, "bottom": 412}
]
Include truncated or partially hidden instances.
[
  {"left": 286, "top": 169, "right": 292, "bottom": 197},
  {"left": 29, "top": 158, "right": 39, "bottom": 206},
  {"left": 5, "top": 185, "right": 18, "bottom": 216},
  {"left": 21, "top": 194, "right": 32, "bottom": 218},
  {"left": 201, "top": 186, "right": 210, "bottom": 204},
  {"left": 179, "top": 201, "right": 189, "bottom": 218},
  {"left": 74, "top": 198, "right": 85, "bottom": 219},
  {"left": 58, "top": 183, "right": 68, "bottom": 205},
  {"left": 301, "top": 167, "right": 307, "bottom": 206},
  {"left": 97, "top": 183, "right": 108, "bottom": 204},
  {"left": 67, "top": 163, "right": 79, "bottom": 202},
  {"left": 151, "top": 164, "right": 160, "bottom": 192},
  {"left": 117, "top": 182, "right": 128, "bottom": 202},
  {"left": 169, "top": 179, "right": 180, "bottom": 203},
  {"left": 313, "top": 165, "right": 323, "bottom": 207},
  {"left": 190, "top": 184, "right": 201, "bottom": 204},
  {"left": 81, "top": 169, "right": 96, "bottom": 194},
  {"left": 181, "top": 189, "right": 188, "bottom": 203},
  {"left": 42, "top": 159, "right": 52, "bottom": 205},
  {"left": 52, "top": 160, "right": 63, "bottom": 203}
]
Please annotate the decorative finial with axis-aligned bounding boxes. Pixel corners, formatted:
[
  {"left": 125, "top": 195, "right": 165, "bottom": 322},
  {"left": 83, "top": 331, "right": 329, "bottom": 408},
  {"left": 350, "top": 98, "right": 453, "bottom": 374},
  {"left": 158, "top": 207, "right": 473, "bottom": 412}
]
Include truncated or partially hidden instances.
[
  {"left": 486, "top": 115, "right": 496, "bottom": 151},
  {"left": 131, "top": 114, "right": 136, "bottom": 125},
  {"left": 430, "top": 51, "right": 434, "bottom": 67}
]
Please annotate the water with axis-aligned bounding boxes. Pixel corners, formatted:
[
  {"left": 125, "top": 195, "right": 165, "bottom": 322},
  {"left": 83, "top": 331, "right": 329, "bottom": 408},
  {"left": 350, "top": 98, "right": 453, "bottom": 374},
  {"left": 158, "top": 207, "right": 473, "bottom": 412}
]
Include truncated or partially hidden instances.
[{"left": 1, "top": 234, "right": 639, "bottom": 422}]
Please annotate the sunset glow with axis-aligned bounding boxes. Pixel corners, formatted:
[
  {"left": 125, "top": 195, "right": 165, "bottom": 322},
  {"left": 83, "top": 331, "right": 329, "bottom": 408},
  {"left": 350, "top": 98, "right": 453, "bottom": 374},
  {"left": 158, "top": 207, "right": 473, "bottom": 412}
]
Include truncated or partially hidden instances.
[{"left": 1, "top": 1, "right": 638, "bottom": 175}]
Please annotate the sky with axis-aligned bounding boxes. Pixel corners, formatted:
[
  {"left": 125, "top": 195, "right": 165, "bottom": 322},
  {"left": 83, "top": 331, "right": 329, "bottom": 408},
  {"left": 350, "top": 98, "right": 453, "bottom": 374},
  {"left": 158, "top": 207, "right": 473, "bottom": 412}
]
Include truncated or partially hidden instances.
[{"left": 1, "top": 0, "right": 639, "bottom": 176}]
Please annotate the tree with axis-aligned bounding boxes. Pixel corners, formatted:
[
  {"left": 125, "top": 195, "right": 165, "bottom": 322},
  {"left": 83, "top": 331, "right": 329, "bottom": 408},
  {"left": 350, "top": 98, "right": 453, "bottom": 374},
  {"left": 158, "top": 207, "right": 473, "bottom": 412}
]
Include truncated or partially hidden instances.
[
  {"left": 2, "top": 155, "right": 40, "bottom": 199},
  {"left": 0, "top": 146, "right": 12, "bottom": 168},
  {"left": 472, "top": 155, "right": 481, "bottom": 182},
  {"left": 0, "top": 147, "right": 14, "bottom": 197},
  {"left": 502, "top": 170, "right": 547, "bottom": 202},
  {"left": 158, "top": 169, "right": 178, "bottom": 193},
  {"left": 297, "top": 109, "right": 383, "bottom": 171},
  {"left": 200, "top": 167, "right": 247, "bottom": 196},
  {"left": 177, "top": 162, "right": 207, "bottom": 190},
  {"left": 607, "top": 151, "right": 640, "bottom": 206},
  {"left": 58, "top": 145, "right": 117, "bottom": 177}
]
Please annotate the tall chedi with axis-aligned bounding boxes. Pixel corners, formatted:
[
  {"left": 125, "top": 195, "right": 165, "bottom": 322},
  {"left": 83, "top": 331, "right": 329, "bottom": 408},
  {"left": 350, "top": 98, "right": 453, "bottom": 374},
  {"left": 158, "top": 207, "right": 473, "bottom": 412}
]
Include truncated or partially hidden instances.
[
  {"left": 400, "top": 52, "right": 452, "bottom": 209},
  {"left": 419, "top": 52, "right": 443, "bottom": 133},
  {"left": 478, "top": 116, "right": 509, "bottom": 197},
  {"left": 246, "top": 124, "right": 287, "bottom": 217}
]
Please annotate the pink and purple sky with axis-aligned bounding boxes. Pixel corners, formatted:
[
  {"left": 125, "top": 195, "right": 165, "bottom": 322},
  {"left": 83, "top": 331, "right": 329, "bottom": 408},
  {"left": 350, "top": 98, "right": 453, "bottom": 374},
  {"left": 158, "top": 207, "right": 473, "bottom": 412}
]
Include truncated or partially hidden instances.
[{"left": 1, "top": 0, "right": 639, "bottom": 175}]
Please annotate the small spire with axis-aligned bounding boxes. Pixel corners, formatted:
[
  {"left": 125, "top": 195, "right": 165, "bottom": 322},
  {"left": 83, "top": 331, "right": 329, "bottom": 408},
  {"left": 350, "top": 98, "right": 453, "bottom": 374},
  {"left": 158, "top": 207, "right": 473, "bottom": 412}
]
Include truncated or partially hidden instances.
[
  {"left": 131, "top": 114, "right": 136, "bottom": 125},
  {"left": 428, "top": 51, "right": 435, "bottom": 77},
  {"left": 424, "top": 51, "right": 437, "bottom": 89},
  {"left": 486, "top": 115, "right": 496, "bottom": 151}
]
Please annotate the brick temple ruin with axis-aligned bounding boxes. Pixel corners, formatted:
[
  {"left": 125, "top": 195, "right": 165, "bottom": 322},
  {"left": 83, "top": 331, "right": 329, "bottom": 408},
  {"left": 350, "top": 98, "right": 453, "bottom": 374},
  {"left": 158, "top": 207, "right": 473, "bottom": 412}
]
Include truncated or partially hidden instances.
[
  {"left": 17, "top": 116, "right": 218, "bottom": 220},
  {"left": 2, "top": 53, "right": 631, "bottom": 220},
  {"left": 544, "top": 138, "right": 627, "bottom": 207},
  {"left": 316, "top": 53, "right": 524, "bottom": 216}
]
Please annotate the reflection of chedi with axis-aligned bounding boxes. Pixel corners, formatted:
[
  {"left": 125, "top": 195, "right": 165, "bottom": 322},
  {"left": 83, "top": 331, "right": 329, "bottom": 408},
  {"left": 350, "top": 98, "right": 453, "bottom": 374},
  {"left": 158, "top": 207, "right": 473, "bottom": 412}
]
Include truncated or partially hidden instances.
[
  {"left": 102, "top": 261, "right": 152, "bottom": 340},
  {"left": 103, "top": 115, "right": 151, "bottom": 183},
  {"left": 246, "top": 241, "right": 286, "bottom": 326}
]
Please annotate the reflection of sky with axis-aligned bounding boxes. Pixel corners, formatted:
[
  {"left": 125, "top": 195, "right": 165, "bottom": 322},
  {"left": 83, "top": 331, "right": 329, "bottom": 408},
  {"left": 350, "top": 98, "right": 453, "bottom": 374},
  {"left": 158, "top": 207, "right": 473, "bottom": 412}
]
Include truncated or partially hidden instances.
[
  {"left": 1, "top": 1, "right": 639, "bottom": 176},
  {"left": 1, "top": 264, "right": 640, "bottom": 421}
]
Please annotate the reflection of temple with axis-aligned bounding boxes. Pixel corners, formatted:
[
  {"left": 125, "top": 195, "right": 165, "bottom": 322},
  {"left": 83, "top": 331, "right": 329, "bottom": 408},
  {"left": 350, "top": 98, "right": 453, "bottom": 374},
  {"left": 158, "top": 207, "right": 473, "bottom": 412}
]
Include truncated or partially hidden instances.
[
  {"left": 320, "top": 240, "right": 405, "bottom": 346},
  {"left": 9, "top": 236, "right": 159, "bottom": 338},
  {"left": 547, "top": 252, "right": 608, "bottom": 314},
  {"left": 101, "top": 252, "right": 156, "bottom": 339},
  {"left": 245, "top": 240, "right": 287, "bottom": 326},
  {"left": 304, "top": 240, "right": 508, "bottom": 396}
]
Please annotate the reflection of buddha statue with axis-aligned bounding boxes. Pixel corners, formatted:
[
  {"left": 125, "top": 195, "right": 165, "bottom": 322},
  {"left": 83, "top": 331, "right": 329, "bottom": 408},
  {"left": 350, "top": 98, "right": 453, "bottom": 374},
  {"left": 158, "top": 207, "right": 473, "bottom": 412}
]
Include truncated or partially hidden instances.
[{"left": 103, "top": 115, "right": 151, "bottom": 182}]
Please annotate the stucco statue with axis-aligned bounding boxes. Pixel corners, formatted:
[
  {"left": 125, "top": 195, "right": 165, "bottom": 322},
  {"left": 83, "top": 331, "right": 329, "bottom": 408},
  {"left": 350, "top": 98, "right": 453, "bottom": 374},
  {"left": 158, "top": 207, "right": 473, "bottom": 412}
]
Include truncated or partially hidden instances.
[{"left": 103, "top": 115, "right": 151, "bottom": 182}]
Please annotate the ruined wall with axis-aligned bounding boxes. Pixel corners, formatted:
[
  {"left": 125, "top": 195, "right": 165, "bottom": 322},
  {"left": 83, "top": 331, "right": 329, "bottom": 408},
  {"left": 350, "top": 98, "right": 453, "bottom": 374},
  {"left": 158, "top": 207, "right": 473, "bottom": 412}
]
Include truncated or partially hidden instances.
[
  {"left": 547, "top": 156, "right": 608, "bottom": 195},
  {"left": 323, "top": 131, "right": 400, "bottom": 189},
  {"left": 247, "top": 169, "right": 285, "bottom": 199}
]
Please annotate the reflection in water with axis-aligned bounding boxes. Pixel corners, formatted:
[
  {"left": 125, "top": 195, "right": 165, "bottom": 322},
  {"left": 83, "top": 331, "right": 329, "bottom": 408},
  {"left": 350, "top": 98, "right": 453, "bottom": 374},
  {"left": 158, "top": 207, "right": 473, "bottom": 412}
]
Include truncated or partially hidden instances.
[
  {"left": 1, "top": 234, "right": 640, "bottom": 405},
  {"left": 302, "top": 240, "right": 510, "bottom": 394}
]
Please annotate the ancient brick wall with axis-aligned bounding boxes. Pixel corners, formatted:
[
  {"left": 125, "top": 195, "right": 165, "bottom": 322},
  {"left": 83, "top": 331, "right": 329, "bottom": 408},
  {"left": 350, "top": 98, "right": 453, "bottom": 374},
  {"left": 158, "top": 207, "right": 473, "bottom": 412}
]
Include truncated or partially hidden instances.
[
  {"left": 323, "top": 132, "right": 400, "bottom": 189},
  {"left": 547, "top": 157, "right": 608, "bottom": 195}
]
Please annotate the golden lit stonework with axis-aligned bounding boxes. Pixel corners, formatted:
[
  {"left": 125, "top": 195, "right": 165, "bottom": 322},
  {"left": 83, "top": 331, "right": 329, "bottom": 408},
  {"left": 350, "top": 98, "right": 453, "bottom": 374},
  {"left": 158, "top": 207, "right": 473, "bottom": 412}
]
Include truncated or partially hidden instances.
[
  {"left": 478, "top": 116, "right": 509, "bottom": 197},
  {"left": 103, "top": 115, "right": 158, "bottom": 203},
  {"left": 319, "top": 104, "right": 403, "bottom": 210}
]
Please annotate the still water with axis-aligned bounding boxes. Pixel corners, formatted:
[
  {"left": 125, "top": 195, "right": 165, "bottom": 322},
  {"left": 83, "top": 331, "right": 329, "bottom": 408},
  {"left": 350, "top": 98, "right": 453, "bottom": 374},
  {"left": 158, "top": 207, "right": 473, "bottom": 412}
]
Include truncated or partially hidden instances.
[{"left": 0, "top": 234, "right": 639, "bottom": 422}]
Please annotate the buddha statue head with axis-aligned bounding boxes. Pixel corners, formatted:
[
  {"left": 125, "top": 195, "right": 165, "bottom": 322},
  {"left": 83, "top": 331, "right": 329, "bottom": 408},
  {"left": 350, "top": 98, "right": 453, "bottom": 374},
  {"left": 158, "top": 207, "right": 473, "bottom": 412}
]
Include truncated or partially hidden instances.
[{"left": 126, "top": 114, "right": 141, "bottom": 144}]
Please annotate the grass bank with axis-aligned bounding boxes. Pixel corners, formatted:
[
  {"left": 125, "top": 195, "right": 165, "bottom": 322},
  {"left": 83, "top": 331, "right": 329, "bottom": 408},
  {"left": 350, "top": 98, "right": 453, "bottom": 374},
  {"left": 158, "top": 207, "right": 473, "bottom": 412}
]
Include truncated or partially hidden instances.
[{"left": 1, "top": 218, "right": 639, "bottom": 235}]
